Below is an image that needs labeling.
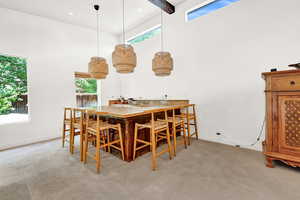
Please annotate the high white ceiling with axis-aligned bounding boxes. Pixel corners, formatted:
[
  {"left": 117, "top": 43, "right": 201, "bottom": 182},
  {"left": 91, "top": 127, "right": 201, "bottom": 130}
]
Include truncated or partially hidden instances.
[{"left": 0, "top": 0, "right": 185, "bottom": 35}]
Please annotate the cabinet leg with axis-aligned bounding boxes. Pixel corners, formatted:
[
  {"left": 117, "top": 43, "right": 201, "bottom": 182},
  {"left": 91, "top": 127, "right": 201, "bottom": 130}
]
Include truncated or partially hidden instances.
[{"left": 266, "top": 156, "right": 274, "bottom": 168}]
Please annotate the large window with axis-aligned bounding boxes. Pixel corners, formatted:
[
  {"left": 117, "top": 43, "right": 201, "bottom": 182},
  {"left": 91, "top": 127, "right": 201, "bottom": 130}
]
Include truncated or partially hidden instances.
[
  {"left": 0, "top": 54, "right": 28, "bottom": 124},
  {"left": 74, "top": 72, "right": 99, "bottom": 107},
  {"left": 127, "top": 25, "right": 161, "bottom": 45},
  {"left": 186, "top": 0, "right": 240, "bottom": 21}
]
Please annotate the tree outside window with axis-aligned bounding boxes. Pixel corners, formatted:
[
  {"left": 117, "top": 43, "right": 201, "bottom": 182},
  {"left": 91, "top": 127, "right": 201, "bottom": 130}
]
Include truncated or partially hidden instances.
[
  {"left": 0, "top": 55, "right": 28, "bottom": 115},
  {"left": 75, "top": 78, "right": 97, "bottom": 94}
]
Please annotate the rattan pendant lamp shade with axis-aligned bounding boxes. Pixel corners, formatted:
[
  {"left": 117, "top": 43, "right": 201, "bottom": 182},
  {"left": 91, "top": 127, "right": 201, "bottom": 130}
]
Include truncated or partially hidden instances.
[
  {"left": 88, "top": 4, "right": 108, "bottom": 79},
  {"left": 112, "top": 0, "right": 137, "bottom": 73},
  {"left": 153, "top": 52, "right": 173, "bottom": 76},
  {"left": 152, "top": 4, "right": 173, "bottom": 76}
]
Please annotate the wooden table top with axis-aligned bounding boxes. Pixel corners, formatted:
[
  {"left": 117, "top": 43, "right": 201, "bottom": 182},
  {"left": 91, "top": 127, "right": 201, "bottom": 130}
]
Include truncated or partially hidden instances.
[{"left": 77, "top": 104, "right": 186, "bottom": 118}]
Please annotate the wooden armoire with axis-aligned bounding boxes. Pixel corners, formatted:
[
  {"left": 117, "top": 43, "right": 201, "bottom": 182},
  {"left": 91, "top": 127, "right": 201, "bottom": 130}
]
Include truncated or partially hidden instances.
[{"left": 262, "top": 70, "right": 300, "bottom": 168}]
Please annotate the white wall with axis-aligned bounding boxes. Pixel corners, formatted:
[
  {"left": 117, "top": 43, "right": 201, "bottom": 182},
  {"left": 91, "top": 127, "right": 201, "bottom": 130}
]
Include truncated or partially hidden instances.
[
  {"left": 120, "top": 0, "right": 300, "bottom": 150},
  {"left": 0, "top": 7, "right": 120, "bottom": 150},
  {"left": 2, "top": 0, "right": 300, "bottom": 151}
]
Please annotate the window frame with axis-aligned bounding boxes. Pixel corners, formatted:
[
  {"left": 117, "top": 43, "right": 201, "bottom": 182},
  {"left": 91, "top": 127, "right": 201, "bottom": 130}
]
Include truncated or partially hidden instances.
[
  {"left": 0, "top": 53, "right": 30, "bottom": 125},
  {"left": 74, "top": 72, "right": 101, "bottom": 107}
]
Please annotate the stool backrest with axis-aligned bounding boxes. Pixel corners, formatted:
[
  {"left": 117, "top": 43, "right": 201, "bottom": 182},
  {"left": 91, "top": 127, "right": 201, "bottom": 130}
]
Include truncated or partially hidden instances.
[
  {"left": 86, "top": 110, "right": 102, "bottom": 133},
  {"left": 72, "top": 108, "right": 86, "bottom": 127},
  {"left": 64, "top": 107, "right": 72, "bottom": 122},
  {"left": 149, "top": 108, "right": 169, "bottom": 127},
  {"left": 179, "top": 104, "right": 196, "bottom": 120},
  {"left": 170, "top": 105, "right": 182, "bottom": 122}
]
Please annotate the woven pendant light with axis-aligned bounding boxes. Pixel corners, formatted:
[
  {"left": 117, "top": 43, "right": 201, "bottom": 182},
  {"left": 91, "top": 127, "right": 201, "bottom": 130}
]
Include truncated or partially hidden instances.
[
  {"left": 89, "top": 57, "right": 108, "bottom": 79},
  {"left": 112, "top": 44, "right": 136, "bottom": 73},
  {"left": 88, "top": 4, "right": 108, "bottom": 79},
  {"left": 112, "top": 0, "right": 137, "bottom": 73},
  {"left": 152, "top": 52, "right": 173, "bottom": 76},
  {"left": 152, "top": 3, "right": 173, "bottom": 76}
]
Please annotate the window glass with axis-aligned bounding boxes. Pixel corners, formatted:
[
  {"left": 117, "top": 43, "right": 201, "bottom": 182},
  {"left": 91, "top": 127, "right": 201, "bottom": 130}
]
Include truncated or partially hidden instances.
[
  {"left": 0, "top": 54, "right": 28, "bottom": 124},
  {"left": 187, "top": 0, "right": 240, "bottom": 21},
  {"left": 128, "top": 26, "right": 161, "bottom": 45}
]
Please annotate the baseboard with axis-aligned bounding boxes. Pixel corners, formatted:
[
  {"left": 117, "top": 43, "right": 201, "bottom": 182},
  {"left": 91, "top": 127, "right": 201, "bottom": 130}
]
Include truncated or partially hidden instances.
[
  {"left": 0, "top": 135, "right": 262, "bottom": 153},
  {"left": 0, "top": 137, "right": 61, "bottom": 152},
  {"left": 198, "top": 137, "right": 262, "bottom": 152}
]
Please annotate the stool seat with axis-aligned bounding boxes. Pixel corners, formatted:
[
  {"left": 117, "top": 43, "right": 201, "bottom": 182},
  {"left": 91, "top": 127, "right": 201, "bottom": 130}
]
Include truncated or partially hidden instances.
[
  {"left": 73, "top": 119, "right": 86, "bottom": 129},
  {"left": 176, "top": 113, "right": 195, "bottom": 119},
  {"left": 136, "top": 120, "right": 168, "bottom": 131},
  {"left": 87, "top": 121, "right": 120, "bottom": 133},
  {"left": 166, "top": 117, "right": 184, "bottom": 124},
  {"left": 158, "top": 117, "right": 183, "bottom": 126}
]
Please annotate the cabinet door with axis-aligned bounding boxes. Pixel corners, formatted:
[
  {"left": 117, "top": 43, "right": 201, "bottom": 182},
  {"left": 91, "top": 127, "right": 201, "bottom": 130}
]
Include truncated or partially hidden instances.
[{"left": 278, "top": 95, "right": 300, "bottom": 156}]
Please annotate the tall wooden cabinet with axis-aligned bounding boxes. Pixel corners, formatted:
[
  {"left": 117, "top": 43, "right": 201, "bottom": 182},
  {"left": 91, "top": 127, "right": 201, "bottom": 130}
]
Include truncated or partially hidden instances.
[{"left": 262, "top": 70, "right": 300, "bottom": 168}]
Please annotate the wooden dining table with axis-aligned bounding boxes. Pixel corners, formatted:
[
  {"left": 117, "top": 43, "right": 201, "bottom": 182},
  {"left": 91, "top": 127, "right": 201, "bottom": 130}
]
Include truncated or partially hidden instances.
[{"left": 78, "top": 104, "right": 185, "bottom": 162}]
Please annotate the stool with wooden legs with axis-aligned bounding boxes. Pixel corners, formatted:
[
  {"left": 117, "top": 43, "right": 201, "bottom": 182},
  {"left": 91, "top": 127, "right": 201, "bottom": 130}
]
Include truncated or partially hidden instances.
[
  {"left": 62, "top": 107, "right": 73, "bottom": 152},
  {"left": 166, "top": 107, "right": 187, "bottom": 156},
  {"left": 133, "top": 109, "right": 173, "bottom": 171},
  {"left": 83, "top": 110, "right": 124, "bottom": 173},
  {"left": 177, "top": 104, "right": 199, "bottom": 145},
  {"left": 72, "top": 108, "right": 86, "bottom": 161}
]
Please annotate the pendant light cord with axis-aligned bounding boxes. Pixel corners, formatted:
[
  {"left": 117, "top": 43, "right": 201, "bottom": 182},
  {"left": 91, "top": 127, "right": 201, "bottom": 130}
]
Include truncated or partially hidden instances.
[
  {"left": 96, "top": 8, "right": 100, "bottom": 57},
  {"left": 122, "top": 0, "right": 125, "bottom": 44},
  {"left": 160, "top": 3, "right": 164, "bottom": 52}
]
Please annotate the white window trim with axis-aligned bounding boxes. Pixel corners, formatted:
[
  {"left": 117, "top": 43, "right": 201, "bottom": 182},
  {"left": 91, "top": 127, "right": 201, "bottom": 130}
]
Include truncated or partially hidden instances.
[
  {"left": 97, "top": 80, "right": 102, "bottom": 107},
  {"left": 185, "top": 0, "right": 216, "bottom": 22},
  {"left": 126, "top": 24, "right": 161, "bottom": 44}
]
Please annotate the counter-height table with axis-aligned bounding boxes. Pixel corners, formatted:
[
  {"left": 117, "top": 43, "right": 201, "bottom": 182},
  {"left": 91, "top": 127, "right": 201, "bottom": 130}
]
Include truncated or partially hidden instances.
[{"left": 79, "top": 104, "right": 186, "bottom": 161}]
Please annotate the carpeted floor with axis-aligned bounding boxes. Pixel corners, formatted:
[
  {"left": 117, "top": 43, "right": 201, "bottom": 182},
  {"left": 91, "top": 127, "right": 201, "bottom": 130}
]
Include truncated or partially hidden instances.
[{"left": 0, "top": 139, "right": 300, "bottom": 200}]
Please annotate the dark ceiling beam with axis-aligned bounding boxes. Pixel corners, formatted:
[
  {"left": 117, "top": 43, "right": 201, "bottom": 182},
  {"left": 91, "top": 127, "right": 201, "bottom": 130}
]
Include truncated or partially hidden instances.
[{"left": 148, "top": 0, "right": 175, "bottom": 14}]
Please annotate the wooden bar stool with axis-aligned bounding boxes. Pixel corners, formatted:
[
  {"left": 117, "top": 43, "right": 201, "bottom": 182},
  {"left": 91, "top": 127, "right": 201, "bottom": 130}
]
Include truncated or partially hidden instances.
[
  {"left": 177, "top": 104, "right": 199, "bottom": 145},
  {"left": 83, "top": 110, "right": 124, "bottom": 173},
  {"left": 72, "top": 108, "right": 86, "bottom": 161},
  {"left": 167, "top": 106, "right": 187, "bottom": 156},
  {"left": 62, "top": 107, "right": 73, "bottom": 151},
  {"left": 133, "top": 109, "right": 172, "bottom": 171}
]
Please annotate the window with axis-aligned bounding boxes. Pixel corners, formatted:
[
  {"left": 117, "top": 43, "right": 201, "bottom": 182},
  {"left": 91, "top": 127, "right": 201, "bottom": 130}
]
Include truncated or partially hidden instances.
[
  {"left": 127, "top": 25, "right": 161, "bottom": 45},
  {"left": 186, "top": 0, "right": 240, "bottom": 21},
  {"left": 0, "top": 54, "right": 28, "bottom": 124},
  {"left": 74, "top": 72, "right": 99, "bottom": 107}
]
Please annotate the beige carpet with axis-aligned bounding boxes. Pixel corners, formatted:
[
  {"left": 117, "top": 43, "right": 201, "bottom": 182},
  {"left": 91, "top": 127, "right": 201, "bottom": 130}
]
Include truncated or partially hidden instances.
[{"left": 0, "top": 139, "right": 300, "bottom": 200}]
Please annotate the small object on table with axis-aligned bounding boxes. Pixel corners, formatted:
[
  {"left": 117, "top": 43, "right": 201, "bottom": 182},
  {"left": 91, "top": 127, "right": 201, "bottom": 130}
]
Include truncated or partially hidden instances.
[{"left": 288, "top": 63, "right": 300, "bottom": 69}]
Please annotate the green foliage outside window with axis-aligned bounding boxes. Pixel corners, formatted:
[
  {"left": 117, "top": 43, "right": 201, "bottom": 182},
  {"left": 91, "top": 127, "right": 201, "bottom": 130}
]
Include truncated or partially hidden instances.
[
  {"left": 128, "top": 26, "right": 161, "bottom": 45},
  {"left": 75, "top": 78, "right": 97, "bottom": 94},
  {"left": 0, "top": 55, "right": 27, "bottom": 114}
]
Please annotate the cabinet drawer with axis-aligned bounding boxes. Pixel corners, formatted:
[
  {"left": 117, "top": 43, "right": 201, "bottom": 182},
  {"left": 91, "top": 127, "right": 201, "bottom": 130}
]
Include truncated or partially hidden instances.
[{"left": 272, "top": 76, "right": 300, "bottom": 91}]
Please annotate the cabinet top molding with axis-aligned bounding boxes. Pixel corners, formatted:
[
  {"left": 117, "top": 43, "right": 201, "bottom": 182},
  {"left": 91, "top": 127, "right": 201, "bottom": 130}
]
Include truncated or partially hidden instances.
[{"left": 262, "top": 69, "right": 300, "bottom": 78}]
